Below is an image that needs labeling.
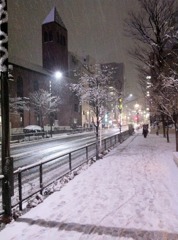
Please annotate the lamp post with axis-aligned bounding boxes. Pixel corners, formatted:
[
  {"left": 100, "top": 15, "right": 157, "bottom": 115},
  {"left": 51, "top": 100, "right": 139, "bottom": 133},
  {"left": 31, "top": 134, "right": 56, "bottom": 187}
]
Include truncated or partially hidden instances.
[
  {"left": 118, "top": 97, "right": 122, "bottom": 133},
  {"left": 0, "top": 0, "right": 13, "bottom": 221},
  {"left": 118, "top": 94, "right": 134, "bottom": 132},
  {"left": 134, "top": 103, "right": 140, "bottom": 125},
  {"left": 49, "top": 71, "right": 62, "bottom": 137}
]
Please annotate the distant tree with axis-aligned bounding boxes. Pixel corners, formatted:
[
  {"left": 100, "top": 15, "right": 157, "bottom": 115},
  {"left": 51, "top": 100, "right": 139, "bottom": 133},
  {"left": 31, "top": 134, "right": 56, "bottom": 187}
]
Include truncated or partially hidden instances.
[
  {"left": 69, "top": 64, "right": 115, "bottom": 159},
  {"left": 29, "top": 89, "right": 61, "bottom": 130}
]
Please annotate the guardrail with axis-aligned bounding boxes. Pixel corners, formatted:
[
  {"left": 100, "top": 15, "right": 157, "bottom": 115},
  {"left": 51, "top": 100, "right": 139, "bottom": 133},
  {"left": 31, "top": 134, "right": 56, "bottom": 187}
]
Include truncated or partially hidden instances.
[
  {"left": 0, "top": 129, "right": 134, "bottom": 215},
  {"left": 10, "top": 131, "right": 48, "bottom": 142},
  {"left": 10, "top": 128, "right": 94, "bottom": 143}
]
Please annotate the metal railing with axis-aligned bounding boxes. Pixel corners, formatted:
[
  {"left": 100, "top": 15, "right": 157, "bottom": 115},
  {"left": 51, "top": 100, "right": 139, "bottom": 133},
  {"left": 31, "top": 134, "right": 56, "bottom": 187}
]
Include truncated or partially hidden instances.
[
  {"left": 10, "top": 128, "right": 94, "bottom": 143},
  {"left": 10, "top": 131, "right": 48, "bottom": 142},
  {"left": 0, "top": 129, "right": 134, "bottom": 215}
]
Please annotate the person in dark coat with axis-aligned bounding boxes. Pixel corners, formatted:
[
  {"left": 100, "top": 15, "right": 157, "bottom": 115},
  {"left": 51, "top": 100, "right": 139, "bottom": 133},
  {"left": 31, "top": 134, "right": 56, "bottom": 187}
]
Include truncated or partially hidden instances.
[{"left": 142, "top": 124, "right": 148, "bottom": 138}]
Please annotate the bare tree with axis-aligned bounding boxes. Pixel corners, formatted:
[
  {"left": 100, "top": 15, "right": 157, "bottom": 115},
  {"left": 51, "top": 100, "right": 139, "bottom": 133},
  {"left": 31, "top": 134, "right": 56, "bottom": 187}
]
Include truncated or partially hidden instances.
[
  {"left": 69, "top": 64, "right": 114, "bottom": 159},
  {"left": 125, "top": 0, "right": 178, "bottom": 143},
  {"left": 125, "top": 0, "right": 176, "bottom": 77},
  {"left": 29, "top": 89, "right": 61, "bottom": 130}
]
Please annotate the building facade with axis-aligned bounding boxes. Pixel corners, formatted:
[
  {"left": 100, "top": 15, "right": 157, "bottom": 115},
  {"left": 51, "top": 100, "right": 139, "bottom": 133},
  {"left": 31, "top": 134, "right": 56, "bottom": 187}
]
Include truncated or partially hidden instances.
[
  {"left": 8, "top": 7, "right": 82, "bottom": 132},
  {"left": 101, "top": 62, "right": 125, "bottom": 127}
]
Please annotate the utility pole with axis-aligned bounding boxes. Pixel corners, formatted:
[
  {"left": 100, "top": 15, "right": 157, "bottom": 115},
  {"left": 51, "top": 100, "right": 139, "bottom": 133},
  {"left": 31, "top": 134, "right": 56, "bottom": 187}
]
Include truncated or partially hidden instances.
[
  {"left": 0, "top": 0, "right": 13, "bottom": 222},
  {"left": 118, "top": 97, "right": 122, "bottom": 134},
  {"left": 49, "top": 79, "right": 53, "bottom": 138}
]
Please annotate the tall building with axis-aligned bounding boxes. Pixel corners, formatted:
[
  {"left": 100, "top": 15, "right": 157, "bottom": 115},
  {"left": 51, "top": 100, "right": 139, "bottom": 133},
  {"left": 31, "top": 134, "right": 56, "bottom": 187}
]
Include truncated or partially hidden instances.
[
  {"left": 101, "top": 62, "right": 125, "bottom": 127},
  {"left": 68, "top": 52, "right": 96, "bottom": 128}
]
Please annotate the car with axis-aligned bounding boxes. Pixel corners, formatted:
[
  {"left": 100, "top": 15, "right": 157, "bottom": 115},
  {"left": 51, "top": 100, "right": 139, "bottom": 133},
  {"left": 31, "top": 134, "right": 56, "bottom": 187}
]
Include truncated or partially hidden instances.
[{"left": 23, "top": 125, "right": 43, "bottom": 133}]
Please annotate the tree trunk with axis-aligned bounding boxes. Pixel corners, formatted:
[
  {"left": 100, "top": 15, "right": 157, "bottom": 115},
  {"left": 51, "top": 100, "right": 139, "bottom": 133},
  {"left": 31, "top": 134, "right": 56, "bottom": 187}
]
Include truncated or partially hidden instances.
[
  {"left": 176, "top": 129, "right": 178, "bottom": 152},
  {"left": 95, "top": 125, "right": 99, "bottom": 160},
  {"left": 161, "top": 114, "right": 166, "bottom": 138},
  {"left": 173, "top": 113, "right": 178, "bottom": 152},
  {"left": 166, "top": 126, "right": 169, "bottom": 143},
  {"left": 95, "top": 106, "right": 100, "bottom": 160},
  {"left": 174, "top": 123, "right": 178, "bottom": 152}
]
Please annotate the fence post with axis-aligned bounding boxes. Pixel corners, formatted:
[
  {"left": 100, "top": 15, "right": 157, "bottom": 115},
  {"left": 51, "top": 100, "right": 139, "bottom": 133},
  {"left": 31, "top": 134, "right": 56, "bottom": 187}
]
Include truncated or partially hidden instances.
[
  {"left": 18, "top": 172, "right": 22, "bottom": 211},
  {"left": 69, "top": 153, "right": 72, "bottom": 170},
  {"left": 104, "top": 139, "right": 106, "bottom": 150},
  {"left": 86, "top": 146, "right": 88, "bottom": 160},
  {"left": 120, "top": 133, "right": 122, "bottom": 143},
  {"left": 39, "top": 164, "right": 43, "bottom": 194}
]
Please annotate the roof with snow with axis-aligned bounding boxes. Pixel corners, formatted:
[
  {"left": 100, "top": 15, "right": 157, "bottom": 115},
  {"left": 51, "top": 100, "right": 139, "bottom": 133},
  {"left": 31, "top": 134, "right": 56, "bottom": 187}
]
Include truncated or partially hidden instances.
[
  {"left": 42, "top": 7, "right": 66, "bottom": 29},
  {"left": 9, "top": 56, "right": 51, "bottom": 76}
]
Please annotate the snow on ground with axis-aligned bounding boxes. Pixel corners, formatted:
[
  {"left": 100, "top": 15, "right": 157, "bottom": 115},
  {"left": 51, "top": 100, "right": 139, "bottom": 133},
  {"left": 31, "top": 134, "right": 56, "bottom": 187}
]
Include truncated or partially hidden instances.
[{"left": 0, "top": 131, "right": 178, "bottom": 240}]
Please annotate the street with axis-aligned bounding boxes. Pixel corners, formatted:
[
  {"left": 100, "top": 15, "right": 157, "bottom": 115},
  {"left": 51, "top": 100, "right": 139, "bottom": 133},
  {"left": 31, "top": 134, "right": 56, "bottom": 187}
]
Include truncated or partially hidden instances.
[
  {"left": 1, "top": 128, "right": 124, "bottom": 170},
  {"left": 0, "top": 128, "right": 127, "bottom": 213},
  {"left": 1, "top": 132, "right": 178, "bottom": 239}
]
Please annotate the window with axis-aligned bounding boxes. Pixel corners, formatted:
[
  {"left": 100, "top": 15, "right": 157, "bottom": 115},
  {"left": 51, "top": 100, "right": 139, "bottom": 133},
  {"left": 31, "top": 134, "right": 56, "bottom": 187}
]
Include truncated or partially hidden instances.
[
  {"left": 60, "top": 34, "right": 66, "bottom": 46},
  {"left": 17, "top": 76, "right": 23, "bottom": 97},
  {"left": 49, "top": 31, "right": 53, "bottom": 41},
  {"left": 20, "top": 113, "right": 24, "bottom": 127},
  {"left": 74, "top": 104, "right": 78, "bottom": 112},
  {"left": 60, "top": 34, "right": 63, "bottom": 45},
  {"left": 33, "top": 80, "right": 39, "bottom": 91},
  {"left": 63, "top": 36, "right": 66, "bottom": 45},
  {"left": 57, "top": 32, "right": 60, "bottom": 42},
  {"left": 44, "top": 31, "right": 48, "bottom": 42}
]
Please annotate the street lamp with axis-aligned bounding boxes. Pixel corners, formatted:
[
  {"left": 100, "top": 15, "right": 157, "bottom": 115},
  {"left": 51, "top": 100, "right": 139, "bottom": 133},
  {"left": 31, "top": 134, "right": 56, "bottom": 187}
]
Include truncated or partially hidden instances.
[
  {"left": 49, "top": 71, "right": 62, "bottom": 137},
  {"left": 134, "top": 103, "right": 140, "bottom": 125},
  {"left": 54, "top": 71, "right": 62, "bottom": 79},
  {"left": 0, "top": 0, "right": 13, "bottom": 221}
]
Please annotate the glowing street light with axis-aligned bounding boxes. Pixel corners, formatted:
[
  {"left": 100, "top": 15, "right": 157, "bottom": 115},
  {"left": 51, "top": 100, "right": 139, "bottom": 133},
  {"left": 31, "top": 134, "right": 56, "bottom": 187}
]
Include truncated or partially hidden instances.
[
  {"left": 135, "top": 103, "right": 139, "bottom": 109},
  {"left": 54, "top": 71, "right": 62, "bottom": 79}
]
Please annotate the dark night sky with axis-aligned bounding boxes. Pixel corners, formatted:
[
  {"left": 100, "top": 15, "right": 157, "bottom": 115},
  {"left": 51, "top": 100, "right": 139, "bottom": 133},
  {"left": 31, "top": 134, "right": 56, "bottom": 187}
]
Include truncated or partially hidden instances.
[{"left": 7, "top": 0, "right": 162, "bottom": 96}]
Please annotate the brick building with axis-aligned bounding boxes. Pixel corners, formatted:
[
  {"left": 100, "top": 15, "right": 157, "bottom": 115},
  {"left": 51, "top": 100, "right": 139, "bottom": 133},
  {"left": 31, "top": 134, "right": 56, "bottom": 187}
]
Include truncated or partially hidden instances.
[{"left": 8, "top": 7, "right": 81, "bottom": 132}]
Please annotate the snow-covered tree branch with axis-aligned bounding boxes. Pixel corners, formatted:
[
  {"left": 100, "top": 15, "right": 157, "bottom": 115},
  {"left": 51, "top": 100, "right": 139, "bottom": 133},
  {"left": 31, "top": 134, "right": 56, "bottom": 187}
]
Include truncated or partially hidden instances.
[
  {"left": 69, "top": 64, "right": 117, "bottom": 159},
  {"left": 9, "top": 97, "right": 28, "bottom": 113},
  {"left": 29, "top": 89, "right": 61, "bottom": 129}
]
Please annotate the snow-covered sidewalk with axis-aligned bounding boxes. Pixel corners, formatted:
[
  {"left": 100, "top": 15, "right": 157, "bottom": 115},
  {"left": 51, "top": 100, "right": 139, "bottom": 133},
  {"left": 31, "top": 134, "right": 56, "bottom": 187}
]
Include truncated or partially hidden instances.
[{"left": 1, "top": 132, "right": 178, "bottom": 240}]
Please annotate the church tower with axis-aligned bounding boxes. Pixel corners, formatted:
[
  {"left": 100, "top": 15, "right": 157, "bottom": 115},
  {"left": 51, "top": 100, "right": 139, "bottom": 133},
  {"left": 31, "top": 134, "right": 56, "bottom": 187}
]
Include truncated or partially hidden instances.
[{"left": 42, "top": 7, "right": 68, "bottom": 73}]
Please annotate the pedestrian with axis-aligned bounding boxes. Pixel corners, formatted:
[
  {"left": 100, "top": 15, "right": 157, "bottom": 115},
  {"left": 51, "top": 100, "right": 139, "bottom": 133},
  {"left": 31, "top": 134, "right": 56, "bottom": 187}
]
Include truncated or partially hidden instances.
[
  {"left": 142, "top": 124, "right": 148, "bottom": 138},
  {"left": 156, "top": 122, "right": 160, "bottom": 135}
]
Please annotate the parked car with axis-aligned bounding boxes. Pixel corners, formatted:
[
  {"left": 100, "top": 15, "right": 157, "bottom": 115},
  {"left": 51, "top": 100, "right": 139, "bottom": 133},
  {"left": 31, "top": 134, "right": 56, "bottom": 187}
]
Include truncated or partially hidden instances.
[{"left": 23, "top": 125, "right": 43, "bottom": 133}]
